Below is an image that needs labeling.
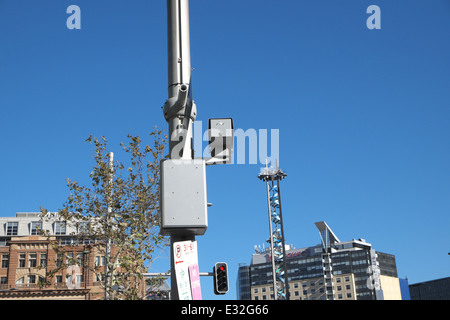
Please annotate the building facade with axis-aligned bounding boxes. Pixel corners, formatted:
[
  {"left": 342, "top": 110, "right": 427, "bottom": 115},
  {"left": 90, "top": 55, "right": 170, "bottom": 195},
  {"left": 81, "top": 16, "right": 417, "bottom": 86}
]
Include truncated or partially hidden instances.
[
  {"left": 237, "top": 221, "right": 403, "bottom": 300},
  {"left": 409, "top": 277, "right": 450, "bottom": 300},
  {"left": 0, "top": 212, "right": 120, "bottom": 300}
]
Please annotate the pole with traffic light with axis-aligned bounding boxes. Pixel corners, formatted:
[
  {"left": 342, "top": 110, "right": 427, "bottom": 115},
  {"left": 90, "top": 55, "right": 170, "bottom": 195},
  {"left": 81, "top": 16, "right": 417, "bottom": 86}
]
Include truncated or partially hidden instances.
[{"left": 160, "top": 0, "right": 233, "bottom": 300}]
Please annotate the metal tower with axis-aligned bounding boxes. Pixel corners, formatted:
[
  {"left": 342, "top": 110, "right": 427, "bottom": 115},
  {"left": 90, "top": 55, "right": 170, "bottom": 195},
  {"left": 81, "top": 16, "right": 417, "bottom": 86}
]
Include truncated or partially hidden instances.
[{"left": 258, "top": 161, "right": 290, "bottom": 300}]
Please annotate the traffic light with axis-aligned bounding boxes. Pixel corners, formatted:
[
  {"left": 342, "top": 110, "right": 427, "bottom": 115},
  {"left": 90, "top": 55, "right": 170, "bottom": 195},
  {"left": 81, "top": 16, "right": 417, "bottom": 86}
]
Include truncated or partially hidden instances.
[{"left": 213, "top": 262, "right": 229, "bottom": 295}]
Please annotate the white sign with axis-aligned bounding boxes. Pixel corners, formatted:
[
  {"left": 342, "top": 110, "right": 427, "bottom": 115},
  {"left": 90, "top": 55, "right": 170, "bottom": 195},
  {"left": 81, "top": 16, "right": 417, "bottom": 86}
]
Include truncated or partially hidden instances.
[
  {"left": 173, "top": 240, "right": 201, "bottom": 300},
  {"left": 367, "top": 249, "right": 382, "bottom": 291}
]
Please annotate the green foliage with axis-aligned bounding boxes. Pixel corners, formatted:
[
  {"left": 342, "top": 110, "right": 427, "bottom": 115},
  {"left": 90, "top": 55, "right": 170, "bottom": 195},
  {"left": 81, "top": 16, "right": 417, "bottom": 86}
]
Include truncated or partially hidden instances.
[{"left": 41, "top": 127, "right": 169, "bottom": 299}]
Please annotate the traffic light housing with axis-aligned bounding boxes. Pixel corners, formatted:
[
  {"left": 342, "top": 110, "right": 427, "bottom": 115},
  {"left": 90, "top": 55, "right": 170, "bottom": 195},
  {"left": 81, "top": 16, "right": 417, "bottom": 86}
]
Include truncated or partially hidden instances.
[{"left": 213, "top": 262, "right": 229, "bottom": 295}]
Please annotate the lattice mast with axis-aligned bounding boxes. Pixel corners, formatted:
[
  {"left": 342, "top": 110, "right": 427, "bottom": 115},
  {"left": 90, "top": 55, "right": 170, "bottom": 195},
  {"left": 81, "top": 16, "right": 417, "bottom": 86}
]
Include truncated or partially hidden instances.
[{"left": 258, "top": 160, "right": 290, "bottom": 300}]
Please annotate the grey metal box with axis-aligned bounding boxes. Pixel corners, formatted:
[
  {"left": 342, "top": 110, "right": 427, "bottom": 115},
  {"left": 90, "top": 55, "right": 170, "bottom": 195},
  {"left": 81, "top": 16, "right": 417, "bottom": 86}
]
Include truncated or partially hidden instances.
[
  {"left": 208, "top": 118, "right": 234, "bottom": 162},
  {"left": 160, "top": 159, "right": 208, "bottom": 235},
  {"left": 208, "top": 118, "right": 233, "bottom": 142}
]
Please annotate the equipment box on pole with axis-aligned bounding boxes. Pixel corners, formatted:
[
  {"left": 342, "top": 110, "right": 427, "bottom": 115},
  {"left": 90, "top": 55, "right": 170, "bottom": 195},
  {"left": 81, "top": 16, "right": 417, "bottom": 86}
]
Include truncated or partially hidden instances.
[{"left": 160, "top": 159, "right": 208, "bottom": 236}]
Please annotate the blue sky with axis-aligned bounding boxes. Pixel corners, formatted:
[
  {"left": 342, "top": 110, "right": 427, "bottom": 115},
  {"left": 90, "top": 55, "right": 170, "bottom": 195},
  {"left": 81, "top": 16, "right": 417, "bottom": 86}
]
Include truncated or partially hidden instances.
[{"left": 0, "top": 0, "right": 449, "bottom": 300}]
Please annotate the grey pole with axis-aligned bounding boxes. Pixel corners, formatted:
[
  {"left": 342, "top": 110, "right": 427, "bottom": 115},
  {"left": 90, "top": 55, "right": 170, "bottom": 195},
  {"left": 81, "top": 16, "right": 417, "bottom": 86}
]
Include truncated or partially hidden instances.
[
  {"left": 276, "top": 178, "right": 290, "bottom": 300},
  {"left": 265, "top": 168, "right": 278, "bottom": 298},
  {"left": 164, "top": 0, "right": 196, "bottom": 300},
  {"left": 105, "top": 152, "right": 113, "bottom": 300},
  {"left": 164, "top": 0, "right": 196, "bottom": 160}
]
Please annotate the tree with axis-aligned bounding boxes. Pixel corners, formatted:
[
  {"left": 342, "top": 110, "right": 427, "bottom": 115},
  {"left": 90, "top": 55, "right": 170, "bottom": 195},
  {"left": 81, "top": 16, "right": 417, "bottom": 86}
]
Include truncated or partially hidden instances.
[{"left": 40, "top": 127, "right": 169, "bottom": 300}]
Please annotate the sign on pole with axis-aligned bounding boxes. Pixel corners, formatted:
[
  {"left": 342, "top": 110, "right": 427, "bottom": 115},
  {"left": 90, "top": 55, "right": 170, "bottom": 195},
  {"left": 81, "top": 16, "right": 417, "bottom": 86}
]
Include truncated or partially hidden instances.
[
  {"left": 189, "top": 264, "right": 202, "bottom": 300},
  {"left": 173, "top": 240, "right": 202, "bottom": 300}
]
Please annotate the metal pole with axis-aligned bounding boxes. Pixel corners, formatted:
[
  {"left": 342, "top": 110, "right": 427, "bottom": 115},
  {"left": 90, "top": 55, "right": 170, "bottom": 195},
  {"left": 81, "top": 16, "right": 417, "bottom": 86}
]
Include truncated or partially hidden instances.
[
  {"left": 165, "top": 0, "right": 196, "bottom": 160},
  {"left": 165, "top": 0, "right": 196, "bottom": 300},
  {"left": 264, "top": 161, "right": 278, "bottom": 298},
  {"left": 167, "top": 0, "right": 191, "bottom": 97},
  {"left": 276, "top": 179, "right": 290, "bottom": 300},
  {"left": 105, "top": 152, "right": 113, "bottom": 300}
]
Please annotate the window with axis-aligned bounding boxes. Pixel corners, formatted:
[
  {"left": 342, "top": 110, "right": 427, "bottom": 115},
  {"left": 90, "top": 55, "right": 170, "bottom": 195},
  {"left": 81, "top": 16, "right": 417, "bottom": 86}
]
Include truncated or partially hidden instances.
[
  {"left": 96, "top": 256, "right": 105, "bottom": 266},
  {"left": 346, "top": 285, "right": 351, "bottom": 290},
  {"left": 28, "top": 253, "right": 37, "bottom": 268},
  {"left": 0, "top": 277, "right": 7, "bottom": 285},
  {"left": 78, "top": 222, "right": 90, "bottom": 234},
  {"left": 345, "top": 276, "right": 350, "bottom": 282},
  {"left": 40, "top": 253, "right": 47, "bottom": 268},
  {"left": 347, "top": 293, "right": 352, "bottom": 298},
  {"left": 30, "top": 221, "right": 42, "bottom": 235},
  {"left": 76, "top": 253, "right": 83, "bottom": 266},
  {"left": 19, "top": 253, "right": 26, "bottom": 268},
  {"left": 27, "top": 275, "right": 36, "bottom": 284},
  {"left": 56, "top": 254, "right": 63, "bottom": 268},
  {"left": 55, "top": 275, "right": 63, "bottom": 283},
  {"left": 66, "top": 253, "right": 74, "bottom": 265},
  {"left": 55, "top": 222, "right": 66, "bottom": 235},
  {"left": 6, "top": 222, "right": 18, "bottom": 236},
  {"left": 61, "top": 237, "right": 78, "bottom": 245},
  {"left": 1, "top": 254, "right": 9, "bottom": 268}
]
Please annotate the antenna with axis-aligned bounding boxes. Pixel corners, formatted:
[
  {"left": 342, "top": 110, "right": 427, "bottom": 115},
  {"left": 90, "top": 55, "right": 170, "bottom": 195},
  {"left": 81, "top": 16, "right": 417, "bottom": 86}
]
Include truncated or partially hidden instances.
[{"left": 258, "top": 159, "right": 290, "bottom": 300}]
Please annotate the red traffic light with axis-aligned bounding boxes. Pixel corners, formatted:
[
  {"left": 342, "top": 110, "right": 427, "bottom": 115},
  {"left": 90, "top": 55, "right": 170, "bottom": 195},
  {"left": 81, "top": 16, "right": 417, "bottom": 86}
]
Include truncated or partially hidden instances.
[{"left": 214, "top": 262, "right": 229, "bottom": 295}]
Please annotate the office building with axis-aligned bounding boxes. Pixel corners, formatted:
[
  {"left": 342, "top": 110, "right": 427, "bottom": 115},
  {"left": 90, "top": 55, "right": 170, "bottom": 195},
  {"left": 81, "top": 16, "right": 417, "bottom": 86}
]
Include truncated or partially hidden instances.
[
  {"left": 237, "top": 221, "right": 403, "bottom": 300},
  {"left": 409, "top": 277, "right": 450, "bottom": 300}
]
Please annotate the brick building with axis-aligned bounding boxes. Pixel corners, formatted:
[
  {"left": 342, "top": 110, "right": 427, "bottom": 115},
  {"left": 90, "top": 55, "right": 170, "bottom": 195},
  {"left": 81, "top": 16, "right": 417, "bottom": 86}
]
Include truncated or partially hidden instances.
[{"left": 0, "top": 213, "right": 125, "bottom": 300}]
